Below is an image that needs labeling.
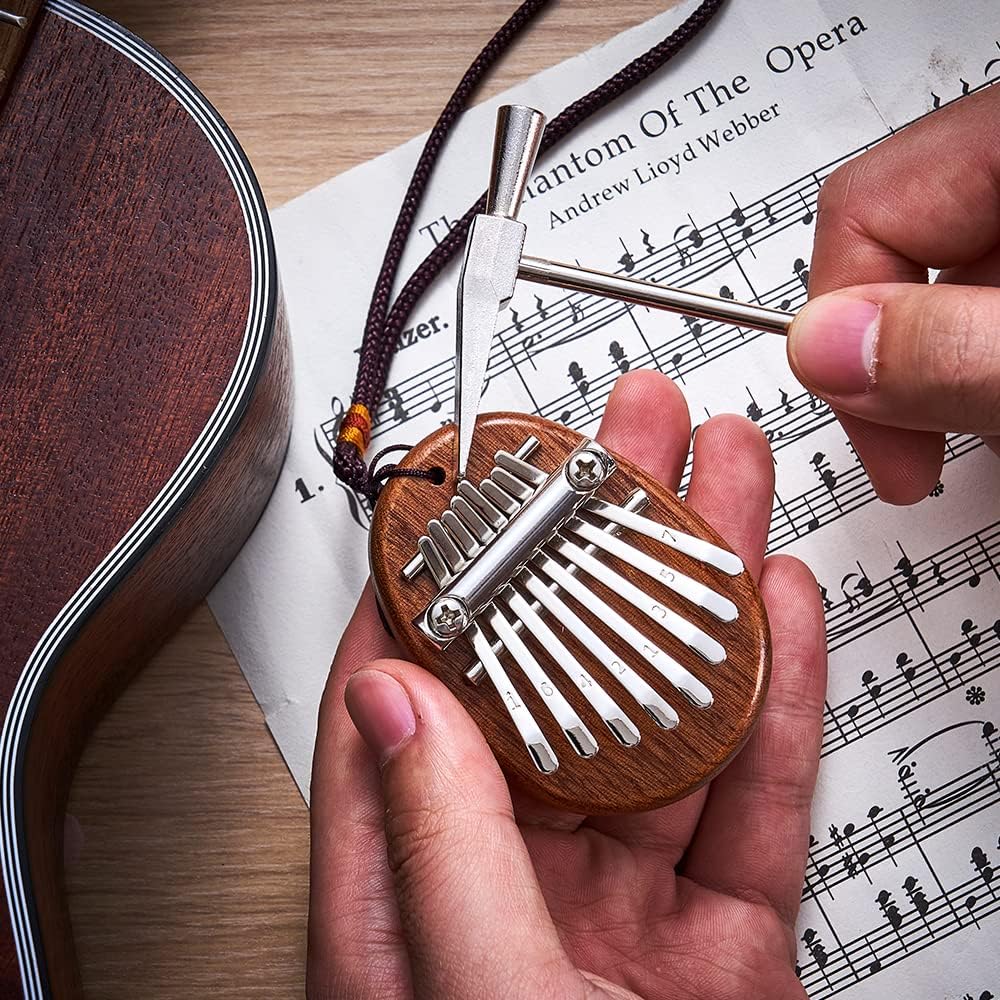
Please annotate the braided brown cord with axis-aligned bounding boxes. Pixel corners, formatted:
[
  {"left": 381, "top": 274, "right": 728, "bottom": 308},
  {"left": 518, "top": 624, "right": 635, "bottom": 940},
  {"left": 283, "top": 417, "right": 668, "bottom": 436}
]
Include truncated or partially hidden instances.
[{"left": 336, "top": 0, "right": 728, "bottom": 497}]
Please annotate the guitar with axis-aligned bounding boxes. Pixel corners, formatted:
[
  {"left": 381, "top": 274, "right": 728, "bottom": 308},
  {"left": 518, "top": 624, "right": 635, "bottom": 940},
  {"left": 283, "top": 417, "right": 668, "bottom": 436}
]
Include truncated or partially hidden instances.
[{"left": 0, "top": 3, "right": 290, "bottom": 996}]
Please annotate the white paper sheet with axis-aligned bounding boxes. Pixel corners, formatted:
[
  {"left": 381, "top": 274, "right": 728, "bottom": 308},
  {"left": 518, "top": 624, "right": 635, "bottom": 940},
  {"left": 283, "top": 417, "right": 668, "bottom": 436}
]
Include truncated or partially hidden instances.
[{"left": 209, "top": 2, "right": 1000, "bottom": 995}]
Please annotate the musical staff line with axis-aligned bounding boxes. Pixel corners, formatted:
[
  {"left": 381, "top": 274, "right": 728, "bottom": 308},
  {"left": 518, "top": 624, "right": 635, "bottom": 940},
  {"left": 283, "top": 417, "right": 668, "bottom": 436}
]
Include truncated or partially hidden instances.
[
  {"left": 823, "top": 618, "right": 1000, "bottom": 756},
  {"left": 361, "top": 141, "right": 883, "bottom": 441},
  {"left": 824, "top": 524, "right": 1000, "bottom": 650},
  {"left": 798, "top": 860, "right": 1000, "bottom": 998},
  {"left": 806, "top": 741, "right": 1000, "bottom": 903},
  {"left": 767, "top": 437, "right": 987, "bottom": 553}
]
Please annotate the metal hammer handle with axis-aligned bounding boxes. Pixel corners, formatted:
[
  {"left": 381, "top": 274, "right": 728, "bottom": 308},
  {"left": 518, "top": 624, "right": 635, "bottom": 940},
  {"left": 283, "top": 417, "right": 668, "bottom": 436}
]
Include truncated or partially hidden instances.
[{"left": 486, "top": 105, "right": 546, "bottom": 219}]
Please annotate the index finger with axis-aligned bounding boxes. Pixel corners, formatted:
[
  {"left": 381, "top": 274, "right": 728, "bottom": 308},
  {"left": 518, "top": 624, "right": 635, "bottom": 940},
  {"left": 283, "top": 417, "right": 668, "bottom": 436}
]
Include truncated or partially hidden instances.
[
  {"left": 810, "top": 85, "right": 1000, "bottom": 293},
  {"left": 798, "top": 90, "right": 1000, "bottom": 502}
]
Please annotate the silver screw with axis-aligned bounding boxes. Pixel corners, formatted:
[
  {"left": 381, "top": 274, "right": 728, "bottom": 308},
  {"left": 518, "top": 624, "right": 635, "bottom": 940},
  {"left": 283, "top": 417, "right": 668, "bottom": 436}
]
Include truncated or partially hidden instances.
[
  {"left": 427, "top": 595, "right": 470, "bottom": 640},
  {"left": 565, "top": 450, "right": 607, "bottom": 491}
]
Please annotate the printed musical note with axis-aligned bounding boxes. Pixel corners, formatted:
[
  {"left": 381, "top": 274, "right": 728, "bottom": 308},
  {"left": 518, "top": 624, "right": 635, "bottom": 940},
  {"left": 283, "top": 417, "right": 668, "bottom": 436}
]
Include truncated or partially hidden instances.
[
  {"left": 801, "top": 927, "right": 830, "bottom": 979},
  {"left": 640, "top": 228, "right": 655, "bottom": 255},
  {"left": 971, "top": 845, "right": 996, "bottom": 892},
  {"left": 965, "top": 891, "right": 983, "bottom": 928},
  {"left": 618, "top": 236, "right": 635, "bottom": 273},
  {"left": 867, "top": 804, "right": 897, "bottom": 864},
  {"left": 862, "top": 670, "right": 884, "bottom": 718},
  {"left": 682, "top": 314, "right": 703, "bottom": 339},
  {"left": 570, "top": 300, "right": 586, "bottom": 324},
  {"left": 896, "top": 758, "right": 928, "bottom": 814},
  {"left": 812, "top": 451, "right": 839, "bottom": 494},
  {"left": 518, "top": 330, "right": 541, "bottom": 371},
  {"left": 902, "top": 876, "right": 931, "bottom": 936},
  {"left": 894, "top": 651, "right": 917, "bottom": 697},
  {"left": 670, "top": 351, "right": 685, "bottom": 385},
  {"left": 729, "top": 192, "right": 755, "bottom": 257},
  {"left": 534, "top": 294, "right": 548, "bottom": 320},
  {"left": 876, "top": 888, "right": 904, "bottom": 937},
  {"left": 799, "top": 191, "right": 815, "bottom": 225},
  {"left": 762, "top": 200, "right": 777, "bottom": 226},
  {"left": 806, "top": 834, "right": 834, "bottom": 899},
  {"left": 746, "top": 387, "right": 763, "bottom": 422},
  {"left": 608, "top": 340, "right": 629, "bottom": 373},
  {"left": 895, "top": 546, "right": 924, "bottom": 610},
  {"left": 685, "top": 214, "right": 704, "bottom": 248},
  {"left": 803, "top": 494, "right": 820, "bottom": 533},
  {"left": 510, "top": 307, "right": 524, "bottom": 334},
  {"left": 794, "top": 257, "right": 810, "bottom": 290},
  {"left": 568, "top": 361, "right": 589, "bottom": 394}
]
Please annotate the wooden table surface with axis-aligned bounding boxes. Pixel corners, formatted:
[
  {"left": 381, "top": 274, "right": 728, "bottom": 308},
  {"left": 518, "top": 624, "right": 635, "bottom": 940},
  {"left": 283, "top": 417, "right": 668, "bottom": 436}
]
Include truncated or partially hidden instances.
[{"left": 67, "top": 1, "right": 669, "bottom": 996}]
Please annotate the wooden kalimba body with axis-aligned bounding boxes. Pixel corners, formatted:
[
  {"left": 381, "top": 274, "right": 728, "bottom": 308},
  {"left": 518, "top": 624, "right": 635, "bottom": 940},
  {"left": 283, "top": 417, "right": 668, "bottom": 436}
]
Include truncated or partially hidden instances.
[{"left": 372, "top": 413, "right": 770, "bottom": 814}]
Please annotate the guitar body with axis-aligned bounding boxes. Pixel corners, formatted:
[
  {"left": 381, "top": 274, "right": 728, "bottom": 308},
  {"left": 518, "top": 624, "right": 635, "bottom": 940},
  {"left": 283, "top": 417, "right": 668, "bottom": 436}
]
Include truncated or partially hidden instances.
[{"left": 0, "top": 4, "right": 290, "bottom": 996}]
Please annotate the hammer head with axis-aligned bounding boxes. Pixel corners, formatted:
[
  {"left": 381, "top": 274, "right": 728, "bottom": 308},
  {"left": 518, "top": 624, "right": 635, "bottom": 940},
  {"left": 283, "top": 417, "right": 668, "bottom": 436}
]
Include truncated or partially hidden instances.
[{"left": 454, "top": 105, "right": 546, "bottom": 480}]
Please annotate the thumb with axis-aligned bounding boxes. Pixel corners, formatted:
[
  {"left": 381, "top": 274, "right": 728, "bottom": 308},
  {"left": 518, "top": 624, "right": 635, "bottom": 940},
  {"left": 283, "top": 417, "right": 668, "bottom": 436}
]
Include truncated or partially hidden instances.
[
  {"left": 344, "top": 661, "right": 577, "bottom": 1000},
  {"left": 787, "top": 282, "right": 1000, "bottom": 436}
]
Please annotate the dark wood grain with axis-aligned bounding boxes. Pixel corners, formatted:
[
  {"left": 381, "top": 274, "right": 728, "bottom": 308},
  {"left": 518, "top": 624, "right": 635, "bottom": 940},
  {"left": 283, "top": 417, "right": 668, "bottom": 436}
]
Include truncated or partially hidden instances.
[
  {"left": 371, "top": 412, "right": 771, "bottom": 815},
  {"left": 0, "top": 6, "right": 288, "bottom": 995},
  {"left": 0, "top": 1, "right": 42, "bottom": 103},
  {"left": 25, "top": 304, "right": 290, "bottom": 997}
]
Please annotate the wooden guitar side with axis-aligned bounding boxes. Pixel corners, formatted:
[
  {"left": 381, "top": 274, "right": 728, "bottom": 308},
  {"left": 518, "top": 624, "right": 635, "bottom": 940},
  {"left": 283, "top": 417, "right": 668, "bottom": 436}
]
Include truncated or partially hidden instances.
[{"left": 0, "top": 4, "right": 290, "bottom": 996}]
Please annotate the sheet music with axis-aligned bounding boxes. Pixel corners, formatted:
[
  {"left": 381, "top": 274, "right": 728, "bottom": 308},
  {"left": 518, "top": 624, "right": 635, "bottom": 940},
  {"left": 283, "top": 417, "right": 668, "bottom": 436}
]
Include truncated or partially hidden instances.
[{"left": 208, "top": 1, "right": 1000, "bottom": 995}]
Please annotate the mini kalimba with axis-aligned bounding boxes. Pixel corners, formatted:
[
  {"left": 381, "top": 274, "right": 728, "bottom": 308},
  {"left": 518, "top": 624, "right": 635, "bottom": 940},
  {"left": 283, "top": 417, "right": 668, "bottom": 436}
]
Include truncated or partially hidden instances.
[
  {"left": 370, "top": 105, "right": 783, "bottom": 814},
  {"left": 371, "top": 414, "right": 770, "bottom": 814}
]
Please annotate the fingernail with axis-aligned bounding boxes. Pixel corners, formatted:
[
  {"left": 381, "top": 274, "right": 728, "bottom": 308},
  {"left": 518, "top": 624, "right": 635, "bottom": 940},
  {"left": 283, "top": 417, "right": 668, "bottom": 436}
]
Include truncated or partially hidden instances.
[
  {"left": 345, "top": 670, "right": 416, "bottom": 763},
  {"left": 790, "top": 297, "right": 881, "bottom": 395}
]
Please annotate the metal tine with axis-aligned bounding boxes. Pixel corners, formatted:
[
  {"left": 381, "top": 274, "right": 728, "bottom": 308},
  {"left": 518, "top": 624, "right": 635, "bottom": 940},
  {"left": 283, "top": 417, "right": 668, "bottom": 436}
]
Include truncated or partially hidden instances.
[
  {"left": 586, "top": 498, "right": 744, "bottom": 576},
  {"left": 565, "top": 516, "right": 738, "bottom": 623},
  {"left": 534, "top": 550, "right": 714, "bottom": 708},
  {"left": 495, "top": 449, "right": 546, "bottom": 487},
  {"left": 481, "top": 478, "right": 521, "bottom": 517},
  {"left": 502, "top": 590, "right": 641, "bottom": 747},
  {"left": 402, "top": 436, "right": 540, "bottom": 582},
  {"left": 516, "top": 571, "right": 679, "bottom": 730},
  {"left": 450, "top": 494, "right": 495, "bottom": 545},
  {"left": 465, "top": 487, "right": 652, "bottom": 685},
  {"left": 491, "top": 466, "right": 533, "bottom": 502},
  {"left": 486, "top": 606, "right": 599, "bottom": 759},
  {"left": 441, "top": 509, "right": 482, "bottom": 560},
  {"left": 427, "top": 519, "right": 466, "bottom": 575},
  {"left": 417, "top": 535, "right": 450, "bottom": 589},
  {"left": 550, "top": 534, "right": 727, "bottom": 665},
  {"left": 457, "top": 479, "right": 508, "bottom": 531},
  {"left": 470, "top": 623, "right": 558, "bottom": 774}
]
